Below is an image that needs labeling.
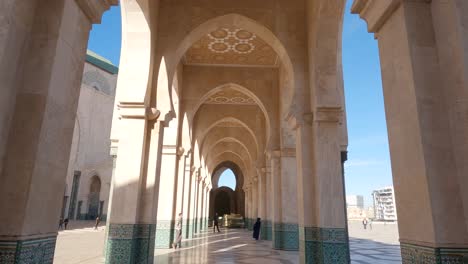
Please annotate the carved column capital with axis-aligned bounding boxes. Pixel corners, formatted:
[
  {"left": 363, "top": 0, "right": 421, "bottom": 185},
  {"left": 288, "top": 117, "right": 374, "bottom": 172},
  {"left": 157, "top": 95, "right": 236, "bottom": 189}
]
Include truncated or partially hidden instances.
[
  {"left": 313, "top": 107, "right": 343, "bottom": 123},
  {"left": 351, "top": 0, "right": 403, "bottom": 34},
  {"left": 75, "top": 0, "right": 118, "bottom": 24}
]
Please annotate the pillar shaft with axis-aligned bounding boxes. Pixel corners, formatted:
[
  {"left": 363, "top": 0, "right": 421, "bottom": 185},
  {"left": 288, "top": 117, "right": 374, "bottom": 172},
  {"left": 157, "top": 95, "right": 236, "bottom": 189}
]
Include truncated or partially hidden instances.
[
  {"left": 264, "top": 166, "right": 273, "bottom": 241},
  {"left": 155, "top": 142, "right": 178, "bottom": 248},
  {"left": 296, "top": 111, "right": 349, "bottom": 264},
  {"left": 0, "top": 1, "right": 99, "bottom": 262},
  {"left": 258, "top": 170, "right": 268, "bottom": 240},
  {"left": 352, "top": 0, "right": 468, "bottom": 262}
]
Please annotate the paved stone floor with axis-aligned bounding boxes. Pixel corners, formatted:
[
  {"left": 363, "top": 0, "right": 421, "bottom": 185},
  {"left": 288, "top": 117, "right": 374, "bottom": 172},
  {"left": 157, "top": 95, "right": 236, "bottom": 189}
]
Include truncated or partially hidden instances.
[{"left": 54, "top": 221, "right": 402, "bottom": 263}]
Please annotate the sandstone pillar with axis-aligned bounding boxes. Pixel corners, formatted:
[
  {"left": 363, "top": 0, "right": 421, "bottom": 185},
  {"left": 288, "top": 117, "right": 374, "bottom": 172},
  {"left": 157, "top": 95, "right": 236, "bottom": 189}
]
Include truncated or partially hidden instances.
[
  {"left": 155, "top": 140, "right": 179, "bottom": 248},
  {"left": 277, "top": 149, "right": 299, "bottom": 250},
  {"left": 105, "top": 112, "right": 163, "bottom": 263},
  {"left": 295, "top": 110, "right": 349, "bottom": 263},
  {"left": 182, "top": 155, "right": 192, "bottom": 238},
  {"left": 258, "top": 169, "right": 267, "bottom": 240},
  {"left": 187, "top": 169, "right": 198, "bottom": 237},
  {"left": 264, "top": 166, "right": 273, "bottom": 241},
  {"left": 353, "top": 0, "right": 468, "bottom": 261},
  {"left": 0, "top": 0, "right": 115, "bottom": 262}
]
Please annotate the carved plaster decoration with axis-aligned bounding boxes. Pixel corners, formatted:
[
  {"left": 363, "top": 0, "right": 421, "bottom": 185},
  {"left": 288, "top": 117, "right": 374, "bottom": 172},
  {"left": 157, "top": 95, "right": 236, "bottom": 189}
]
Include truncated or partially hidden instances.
[
  {"left": 184, "top": 26, "right": 278, "bottom": 67},
  {"left": 204, "top": 86, "right": 257, "bottom": 106},
  {"left": 215, "top": 121, "right": 244, "bottom": 128}
]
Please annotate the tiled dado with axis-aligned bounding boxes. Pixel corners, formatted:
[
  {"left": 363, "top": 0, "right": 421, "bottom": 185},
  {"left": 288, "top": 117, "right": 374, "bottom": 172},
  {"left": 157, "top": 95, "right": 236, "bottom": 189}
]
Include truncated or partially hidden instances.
[
  {"left": 155, "top": 220, "right": 175, "bottom": 248},
  {"left": 246, "top": 218, "right": 253, "bottom": 231},
  {"left": 105, "top": 223, "right": 156, "bottom": 264},
  {"left": 0, "top": 236, "right": 56, "bottom": 264},
  {"left": 401, "top": 243, "right": 468, "bottom": 264},
  {"left": 186, "top": 220, "right": 194, "bottom": 239},
  {"left": 273, "top": 222, "right": 299, "bottom": 250},
  {"left": 261, "top": 220, "right": 272, "bottom": 241},
  {"left": 299, "top": 226, "right": 349, "bottom": 264}
]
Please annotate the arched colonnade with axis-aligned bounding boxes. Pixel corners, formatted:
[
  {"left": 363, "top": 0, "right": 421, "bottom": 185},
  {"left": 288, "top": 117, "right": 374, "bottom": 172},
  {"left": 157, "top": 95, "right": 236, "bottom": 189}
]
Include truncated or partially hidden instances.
[{"left": 0, "top": 0, "right": 467, "bottom": 263}]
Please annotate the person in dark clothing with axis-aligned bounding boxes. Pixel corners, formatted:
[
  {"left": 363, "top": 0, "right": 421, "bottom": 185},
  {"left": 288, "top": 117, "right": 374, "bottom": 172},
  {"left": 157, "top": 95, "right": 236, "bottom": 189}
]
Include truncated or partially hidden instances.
[
  {"left": 64, "top": 218, "right": 69, "bottom": 230},
  {"left": 253, "top": 218, "right": 261, "bottom": 240},
  {"left": 59, "top": 217, "right": 64, "bottom": 230},
  {"left": 95, "top": 217, "right": 100, "bottom": 230},
  {"left": 213, "top": 213, "right": 220, "bottom": 233}
]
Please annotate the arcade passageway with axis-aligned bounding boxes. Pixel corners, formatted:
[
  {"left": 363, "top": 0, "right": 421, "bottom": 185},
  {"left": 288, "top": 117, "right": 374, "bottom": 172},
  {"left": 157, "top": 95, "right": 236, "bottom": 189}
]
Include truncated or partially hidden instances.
[{"left": 1, "top": 0, "right": 468, "bottom": 263}]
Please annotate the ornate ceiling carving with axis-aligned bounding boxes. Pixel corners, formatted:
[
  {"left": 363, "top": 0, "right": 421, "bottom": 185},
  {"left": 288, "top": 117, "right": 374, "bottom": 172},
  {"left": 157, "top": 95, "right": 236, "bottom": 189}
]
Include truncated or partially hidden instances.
[
  {"left": 184, "top": 26, "right": 278, "bottom": 67},
  {"left": 204, "top": 86, "right": 257, "bottom": 106}
]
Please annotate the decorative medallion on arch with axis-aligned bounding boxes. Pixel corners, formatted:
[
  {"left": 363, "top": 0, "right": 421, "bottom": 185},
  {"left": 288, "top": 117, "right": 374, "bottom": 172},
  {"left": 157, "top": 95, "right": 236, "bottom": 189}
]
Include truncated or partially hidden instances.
[
  {"left": 184, "top": 26, "right": 279, "bottom": 67},
  {"left": 204, "top": 87, "right": 257, "bottom": 106}
]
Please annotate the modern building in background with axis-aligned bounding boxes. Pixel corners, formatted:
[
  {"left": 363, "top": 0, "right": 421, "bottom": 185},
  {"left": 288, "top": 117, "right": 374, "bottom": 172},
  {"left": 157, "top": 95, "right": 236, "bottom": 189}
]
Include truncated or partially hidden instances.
[
  {"left": 346, "top": 195, "right": 364, "bottom": 209},
  {"left": 372, "top": 186, "right": 398, "bottom": 221},
  {"left": 346, "top": 195, "right": 367, "bottom": 219},
  {"left": 61, "top": 51, "right": 118, "bottom": 221}
]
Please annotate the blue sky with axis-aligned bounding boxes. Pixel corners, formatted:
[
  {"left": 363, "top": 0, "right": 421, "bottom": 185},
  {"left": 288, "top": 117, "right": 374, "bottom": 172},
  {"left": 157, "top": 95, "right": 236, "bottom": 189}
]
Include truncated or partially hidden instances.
[{"left": 88, "top": 0, "right": 393, "bottom": 207}]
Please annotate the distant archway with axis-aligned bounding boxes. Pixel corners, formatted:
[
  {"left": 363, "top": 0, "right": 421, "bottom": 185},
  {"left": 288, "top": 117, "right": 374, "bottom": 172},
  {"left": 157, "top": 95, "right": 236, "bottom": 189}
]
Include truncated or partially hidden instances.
[
  {"left": 87, "top": 176, "right": 101, "bottom": 219},
  {"left": 213, "top": 187, "right": 235, "bottom": 217}
]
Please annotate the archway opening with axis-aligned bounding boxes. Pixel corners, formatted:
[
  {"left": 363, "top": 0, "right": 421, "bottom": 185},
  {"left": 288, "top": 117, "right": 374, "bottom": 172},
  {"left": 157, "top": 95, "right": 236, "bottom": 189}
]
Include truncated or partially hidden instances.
[
  {"left": 87, "top": 176, "right": 102, "bottom": 220},
  {"left": 218, "top": 168, "right": 236, "bottom": 190}
]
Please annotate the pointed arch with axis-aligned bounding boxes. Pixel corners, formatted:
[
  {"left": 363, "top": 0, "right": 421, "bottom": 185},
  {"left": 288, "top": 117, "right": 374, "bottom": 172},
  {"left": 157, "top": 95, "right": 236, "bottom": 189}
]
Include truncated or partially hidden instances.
[{"left": 170, "top": 13, "right": 296, "bottom": 117}]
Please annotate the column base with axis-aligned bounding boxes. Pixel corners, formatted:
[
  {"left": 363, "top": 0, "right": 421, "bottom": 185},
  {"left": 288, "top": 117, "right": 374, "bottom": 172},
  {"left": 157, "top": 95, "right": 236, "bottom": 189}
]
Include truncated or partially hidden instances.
[
  {"left": 401, "top": 243, "right": 468, "bottom": 264},
  {"left": 273, "top": 222, "right": 299, "bottom": 250},
  {"left": 247, "top": 219, "right": 253, "bottom": 231},
  {"left": 0, "top": 236, "right": 56, "bottom": 264},
  {"left": 261, "top": 220, "right": 272, "bottom": 240},
  {"left": 186, "top": 220, "right": 194, "bottom": 239},
  {"left": 154, "top": 220, "right": 175, "bottom": 248},
  {"left": 105, "top": 224, "right": 155, "bottom": 264},
  {"left": 299, "top": 226, "right": 349, "bottom": 264}
]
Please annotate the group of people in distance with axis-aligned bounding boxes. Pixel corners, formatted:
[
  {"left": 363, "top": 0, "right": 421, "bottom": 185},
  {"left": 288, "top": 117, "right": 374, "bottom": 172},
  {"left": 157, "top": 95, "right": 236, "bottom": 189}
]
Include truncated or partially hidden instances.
[{"left": 172, "top": 213, "right": 263, "bottom": 249}]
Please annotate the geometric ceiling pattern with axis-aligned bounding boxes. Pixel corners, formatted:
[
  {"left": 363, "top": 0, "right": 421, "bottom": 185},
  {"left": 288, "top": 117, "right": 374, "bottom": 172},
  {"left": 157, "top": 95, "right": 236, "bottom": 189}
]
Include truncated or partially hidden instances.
[
  {"left": 204, "top": 86, "right": 257, "bottom": 106},
  {"left": 184, "top": 26, "right": 278, "bottom": 67}
]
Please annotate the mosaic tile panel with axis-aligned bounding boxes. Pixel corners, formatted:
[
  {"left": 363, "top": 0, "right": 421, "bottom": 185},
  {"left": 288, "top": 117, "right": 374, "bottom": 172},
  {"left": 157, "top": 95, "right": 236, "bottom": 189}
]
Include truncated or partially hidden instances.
[
  {"left": 186, "top": 220, "right": 194, "bottom": 239},
  {"left": 0, "top": 236, "right": 56, "bottom": 264},
  {"left": 401, "top": 243, "right": 468, "bottom": 264},
  {"left": 261, "top": 220, "right": 272, "bottom": 240},
  {"left": 273, "top": 222, "right": 299, "bottom": 250},
  {"left": 299, "top": 226, "right": 349, "bottom": 264},
  {"left": 155, "top": 220, "right": 175, "bottom": 249},
  {"left": 105, "top": 223, "right": 155, "bottom": 264},
  {"left": 247, "top": 218, "right": 253, "bottom": 231}
]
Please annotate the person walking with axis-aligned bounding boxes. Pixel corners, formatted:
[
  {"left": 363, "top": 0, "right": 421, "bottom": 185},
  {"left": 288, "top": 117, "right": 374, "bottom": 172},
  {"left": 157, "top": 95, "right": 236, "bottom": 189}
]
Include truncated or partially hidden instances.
[
  {"left": 94, "top": 216, "right": 101, "bottom": 230},
  {"left": 64, "top": 218, "right": 69, "bottom": 230},
  {"left": 173, "top": 213, "right": 183, "bottom": 249},
  {"left": 369, "top": 219, "right": 373, "bottom": 230},
  {"left": 59, "top": 217, "right": 64, "bottom": 230},
  {"left": 362, "top": 218, "right": 368, "bottom": 230},
  {"left": 252, "top": 218, "right": 261, "bottom": 241},
  {"left": 213, "top": 213, "right": 220, "bottom": 233}
]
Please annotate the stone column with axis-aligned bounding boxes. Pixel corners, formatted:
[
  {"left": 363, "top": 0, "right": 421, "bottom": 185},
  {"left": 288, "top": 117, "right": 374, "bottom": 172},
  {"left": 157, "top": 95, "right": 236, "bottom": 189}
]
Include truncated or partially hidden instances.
[
  {"left": 0, "top": 0, "right": 115, "bottom": 262},
  {"left": 264, "top": 166, "right": 273, "bottom": 241},
  {"left": 197, "top": 179, "right": 205, "bottom": 232},
  {"left": 278, "top": 149, "right": 299, "bottom": 251},
  {"left": 295, "top": 110, "right": 349, "bottom": 263},
  {"left": 252, "top": 177, "right": 259, "bottom": 220},
  {"left": 352, "top": 0, "right": 468, "bottom": 262},
  {"left": 155, "top": 141, "right": 179, "bottom": 248},
  {"left": 205, "top": 186, "right": 211, "bottom": 230},
  {"left": 258, "top": 169, "right": 267, "bottom": 240},
  {"left": 186, "top": 168, "right": 197, "bottom": 238},
  {"left": 174, "top": 148, "right": 186, "bottom": 235},
  {"left": 105, "top": 110, "right": 162, "bottom": 263},
  {"left": 182, "top": 155, "right": 192, "bottom": 238},
  {"left": 269, "top": 151, "right": 282, "bottom": 246},
  {"left": 243, "top": 186, "right": 251, "bottom": 229}
]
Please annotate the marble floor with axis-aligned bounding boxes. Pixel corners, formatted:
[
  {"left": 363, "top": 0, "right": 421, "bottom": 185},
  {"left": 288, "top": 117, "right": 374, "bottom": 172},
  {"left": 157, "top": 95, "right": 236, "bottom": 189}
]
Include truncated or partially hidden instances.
[{"left": 54, "top": 221, "right": 402, "bottom": 263}]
